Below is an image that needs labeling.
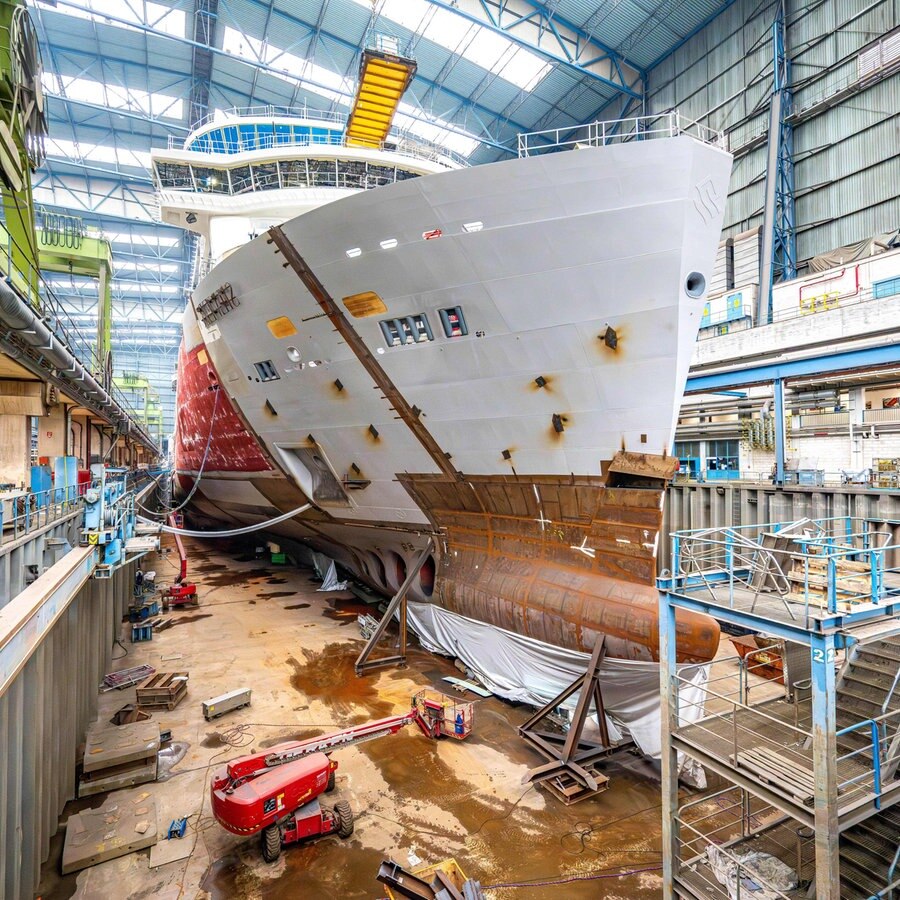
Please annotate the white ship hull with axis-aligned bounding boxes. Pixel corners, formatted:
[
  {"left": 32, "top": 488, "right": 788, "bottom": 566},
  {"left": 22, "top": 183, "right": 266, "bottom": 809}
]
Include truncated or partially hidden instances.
[{"left": 173, "top": 134, "right": 731, "bottom": 663}]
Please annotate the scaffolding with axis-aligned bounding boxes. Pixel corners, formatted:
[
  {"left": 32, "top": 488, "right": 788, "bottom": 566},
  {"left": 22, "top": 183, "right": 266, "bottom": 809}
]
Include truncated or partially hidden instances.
[{"left": 660, "top": 516, "right": 900, "bottom": 899}]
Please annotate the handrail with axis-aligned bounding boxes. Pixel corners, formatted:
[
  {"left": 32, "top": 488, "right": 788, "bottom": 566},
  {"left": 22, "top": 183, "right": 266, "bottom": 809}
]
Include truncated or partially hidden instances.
[
  {"left": 1, "top": 483, "right": 85, "bottom": 547},
  {"left": 517, "top": 110, "right": 727, "bottom": 157},
  {"left": 884, "top": 843, "right": 900, "bottom": 898},
  {"left": 166, "top": 112, "right": 469, "bottom": 168}
]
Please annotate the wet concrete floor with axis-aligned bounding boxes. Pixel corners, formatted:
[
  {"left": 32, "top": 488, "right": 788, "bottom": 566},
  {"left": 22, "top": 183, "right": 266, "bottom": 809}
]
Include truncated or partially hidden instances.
[{"left": 36, "top": 535, "right": 671, "bottom": 899}]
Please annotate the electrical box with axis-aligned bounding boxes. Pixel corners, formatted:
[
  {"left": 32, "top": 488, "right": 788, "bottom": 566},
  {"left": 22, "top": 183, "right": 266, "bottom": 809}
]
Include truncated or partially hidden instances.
[{"left": 202, "top": 688, "right": 252, "bottom": 721}]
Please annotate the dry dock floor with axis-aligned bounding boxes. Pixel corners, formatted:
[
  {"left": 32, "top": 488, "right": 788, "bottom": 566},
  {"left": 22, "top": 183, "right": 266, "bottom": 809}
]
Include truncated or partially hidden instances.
[{"left": 38, "top": 536, "right": 669, "bottom": 900}]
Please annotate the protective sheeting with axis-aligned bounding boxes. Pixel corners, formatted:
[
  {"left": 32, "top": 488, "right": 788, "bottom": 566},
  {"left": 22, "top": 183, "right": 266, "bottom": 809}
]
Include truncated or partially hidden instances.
[
  {"left": 317, "top": 560, "right": 349, "bottom": 592},
  {"left": 809, "top": 235, "right": 890, "bottom": 272},
  {"left": 705, "top": 846, "right": 797, "bottom": 899},
  {"left": 405, "top": 601, "right": 708, "bottom": 765}
]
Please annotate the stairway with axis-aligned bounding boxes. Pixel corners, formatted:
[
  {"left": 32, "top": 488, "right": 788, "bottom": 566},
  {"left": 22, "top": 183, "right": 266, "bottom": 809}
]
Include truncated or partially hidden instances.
[
  {"left": 840, "top": 804, "right": 900, "bottom": 899},
  {"left": 835, "top": 637, "right": 900, "bottom": 774}
]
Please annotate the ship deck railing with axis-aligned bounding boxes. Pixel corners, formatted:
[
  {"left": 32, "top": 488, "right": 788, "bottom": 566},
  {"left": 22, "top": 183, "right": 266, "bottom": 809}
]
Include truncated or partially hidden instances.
[
  {"left": 168, "top": 106, "right": 469, "bottom": 169},
  {"left": 672, "top": 649, "right": 900, "bottom": 823},
  {"left": 517, "top": 110, "right": 727, "bottom": 157},
  {"left": 666, "top": 516, "right": 900, "bottom": 631}
]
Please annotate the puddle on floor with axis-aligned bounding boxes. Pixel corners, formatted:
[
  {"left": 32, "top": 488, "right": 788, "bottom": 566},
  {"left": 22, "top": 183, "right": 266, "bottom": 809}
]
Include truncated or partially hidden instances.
[
  {"left": 155, "top": 613, "right": 213, "bottom": 631},
  {"left": 286, "top": 643, "right": 392, "bottom": 719}
]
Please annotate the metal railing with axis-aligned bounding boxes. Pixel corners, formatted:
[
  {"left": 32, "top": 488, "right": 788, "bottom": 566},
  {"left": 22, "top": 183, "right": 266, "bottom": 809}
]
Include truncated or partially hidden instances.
[
  {"left": 0, "top": 483, "right": 85, "bottom": 547},
  {"left": 167, "top": 107, "right": 469, "bottom": 169},
  {"left": 0, "top": 469, "right": 155, "bottom": 549},
  {"left": 672, "top": 648, "right": 900, "bottom": 809},
  {"left": 669, "top": 516, "right": 900, "bottom": 618},
  {"left": 675, "top": 787, "right": 814, "bottom": 899},
  {"left": 671, "top": 469, "right": 900, "bottom": 488},
  {"left": 517, "top": 110, "right": 727, "bottom": 157}
]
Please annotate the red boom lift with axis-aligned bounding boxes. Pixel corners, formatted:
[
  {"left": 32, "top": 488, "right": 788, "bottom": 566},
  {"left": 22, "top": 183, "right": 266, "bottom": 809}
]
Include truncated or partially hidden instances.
[
  {"left": 160, "top": 513, "right": 198, "bottom": 608},
  {"left": 211, "top": 712, "right": 418, "bottom": 861}
]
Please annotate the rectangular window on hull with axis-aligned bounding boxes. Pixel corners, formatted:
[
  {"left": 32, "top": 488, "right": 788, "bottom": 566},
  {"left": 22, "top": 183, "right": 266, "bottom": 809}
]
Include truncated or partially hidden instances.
[
  {"left": 439, "top": 306, "right": 468, "bottom": 337},
  {"left": 380, "top": 314, "right": 433, "bottom": 347},
  {"left": 254, "top": 360, "right": 280, "bottom": 382}
]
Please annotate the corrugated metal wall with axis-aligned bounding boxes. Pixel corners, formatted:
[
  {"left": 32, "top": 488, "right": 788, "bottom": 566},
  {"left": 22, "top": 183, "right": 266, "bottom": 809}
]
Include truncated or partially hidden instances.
[{"left": 646, "top": 0, "right": 900, "bottom": 266}]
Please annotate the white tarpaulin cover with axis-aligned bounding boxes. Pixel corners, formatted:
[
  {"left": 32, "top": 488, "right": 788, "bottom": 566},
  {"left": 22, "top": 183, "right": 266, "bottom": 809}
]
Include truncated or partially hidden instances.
[
  {"left": 317, "top": 560, "right": 348, "bottom": 592},
  {"left": 405, "top": 601, "right": 708, "bottom": 765}
]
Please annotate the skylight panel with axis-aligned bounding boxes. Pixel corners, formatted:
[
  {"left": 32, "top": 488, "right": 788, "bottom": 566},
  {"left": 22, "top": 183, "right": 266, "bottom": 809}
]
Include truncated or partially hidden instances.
[
  {"left": 45, "top": 138, "right": 152, "bottom": 170},
  {"left": 36, "top": 0, "right": 185, "bottom": 37},
  {"left": 394, "top": 104, "right": 479, "bottom": 157},
  {"left": 220, "top": 26, "right": 480, "bottom": 158},
  {"left": 43, "top": 74, "right": 184, "bottom": 120},
  {"left": 347, "top": 0, "right": 551, "bottom": 91},
  {"left": 114, "top": 260, "right": 180, "bottom": 273},
  {"left": 103, "top": 233, "right": 181, "bottom": 248}
]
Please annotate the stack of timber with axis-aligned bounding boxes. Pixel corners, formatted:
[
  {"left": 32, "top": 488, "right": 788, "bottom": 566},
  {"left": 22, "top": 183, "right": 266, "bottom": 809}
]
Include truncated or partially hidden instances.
[
  {"left": 78, "top": 721, "right": 160, "bottom": 797},
  {"left": 787, "top": 553, "right": 873, "bottom": 611},
  {"left": 136, "top": 671, "right": 189, "bottom": 710}
]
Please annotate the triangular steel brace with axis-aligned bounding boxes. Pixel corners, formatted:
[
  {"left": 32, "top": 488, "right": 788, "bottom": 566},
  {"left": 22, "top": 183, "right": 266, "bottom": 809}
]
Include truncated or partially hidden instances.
[
  {"left": 355, "top": 537, "right": 434, "bottom": 676},
  {"left": 518, "top": 636, "right": 624, "bottom": 793}
]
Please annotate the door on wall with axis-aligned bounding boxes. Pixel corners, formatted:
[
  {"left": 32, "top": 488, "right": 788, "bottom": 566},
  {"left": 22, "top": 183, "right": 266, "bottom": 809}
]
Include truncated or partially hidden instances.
[{"left": 705, "top": 439, "right": 740, "bottom": 480}]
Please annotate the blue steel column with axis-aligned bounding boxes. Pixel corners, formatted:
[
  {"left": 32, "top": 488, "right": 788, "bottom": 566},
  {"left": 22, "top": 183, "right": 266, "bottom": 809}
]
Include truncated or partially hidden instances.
[
  {"left": 774, "top": 377, "right": 786, "bottom": 485},
  {"left": 810, "top": 631, "right": 841, "bottom": 896},
  {"left": 772, "top": 2, "right": 797, "bottom": 289},
  {"left": 757, "top": 0, "right": 796, "bottom": 324},
  {"left": 659, "top": 590, "right": 680, "bottom": 899}
]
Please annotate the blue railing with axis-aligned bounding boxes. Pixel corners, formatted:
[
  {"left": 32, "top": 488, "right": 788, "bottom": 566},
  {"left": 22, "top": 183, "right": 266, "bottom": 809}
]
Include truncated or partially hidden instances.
[
  {"left": 668, "top": 516, "right": 900, "bottom": 618},
  {"left": 0, "top": 484, "right": 85, "bottom": 547},
  {"left": 1, "top": 470, "right": 155, "bottom": 548}
]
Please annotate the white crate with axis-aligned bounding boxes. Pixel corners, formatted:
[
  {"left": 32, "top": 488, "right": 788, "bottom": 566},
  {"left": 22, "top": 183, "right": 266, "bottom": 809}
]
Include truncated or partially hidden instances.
[{"left": 202, "top": 688, "right": 251, "bottom": 720}]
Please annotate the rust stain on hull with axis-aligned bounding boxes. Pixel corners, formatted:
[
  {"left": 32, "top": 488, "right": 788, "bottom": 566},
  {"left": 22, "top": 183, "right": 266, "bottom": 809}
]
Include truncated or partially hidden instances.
[{"left": 400, "top": 455, "right": 718, "bottom": 664}]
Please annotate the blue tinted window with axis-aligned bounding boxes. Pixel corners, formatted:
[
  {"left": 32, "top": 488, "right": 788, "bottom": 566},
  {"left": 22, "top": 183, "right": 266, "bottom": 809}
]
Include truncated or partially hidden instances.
[
  {"left": 256, "top": 123, "right": 274, "bottom": 148},
  {"left": 223, "top": 126, "right": 239, "bottom": 152},
  {"left": 873, "top": 276, "right": 900, "bottom": 299},
  {"left": 275, "top": 124, "right": 292, "bottom": 144},
  {"left": 210, "top": 129, "right": 226, "bottom": 153}
]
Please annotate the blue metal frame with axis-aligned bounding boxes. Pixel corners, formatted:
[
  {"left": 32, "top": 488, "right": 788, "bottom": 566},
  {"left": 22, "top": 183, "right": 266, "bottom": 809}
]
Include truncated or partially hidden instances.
[
  {"left": 771, "top": 4, "right": 797, "bottom": 293},
  {"left": 426, "top": 0, "right": 644, "bottom": 100},
  {"left": 685, "top": 343, "right": 900, "bottom": 393}
]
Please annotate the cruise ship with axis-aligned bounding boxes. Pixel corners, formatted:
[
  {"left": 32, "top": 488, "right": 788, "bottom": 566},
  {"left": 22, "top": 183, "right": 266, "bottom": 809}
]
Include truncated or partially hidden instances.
[{"left": 152, "top": 104, "right": 732, "bottom": 666}]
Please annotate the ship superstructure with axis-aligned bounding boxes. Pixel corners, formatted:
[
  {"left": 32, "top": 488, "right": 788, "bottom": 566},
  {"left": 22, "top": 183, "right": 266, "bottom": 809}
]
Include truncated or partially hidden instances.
[{"left": 152, "top": 108, "right": 732, "bottom": 665}]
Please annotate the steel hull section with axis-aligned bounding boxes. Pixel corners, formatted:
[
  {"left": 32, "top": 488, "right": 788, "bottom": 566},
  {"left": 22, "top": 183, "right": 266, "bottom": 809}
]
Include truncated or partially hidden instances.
[{"left": 174, "top": 136, "right": 732, "bottom": 663}]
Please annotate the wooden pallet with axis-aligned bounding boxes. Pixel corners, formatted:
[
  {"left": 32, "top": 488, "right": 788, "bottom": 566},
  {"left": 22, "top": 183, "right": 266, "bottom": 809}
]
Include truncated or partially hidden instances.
[
  {"left": 733, "top": 747, "right": 815, "bottom": 803},
  {"left": 540, "top": 767, "right": 610, "bottom": 806},
  {"left": 136, "top": 671, "right": 189, "bottom": 710}
]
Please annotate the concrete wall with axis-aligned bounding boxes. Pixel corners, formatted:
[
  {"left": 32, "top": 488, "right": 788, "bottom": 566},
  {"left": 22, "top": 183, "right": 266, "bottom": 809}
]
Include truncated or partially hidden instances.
[
  {"left": 0, "top": 415, "right": 29, "bottom": 487},
  {"left": 0, "top": 556, "right": 133, "bottom": 899},
  {"left": 662, "top": 482, "right": 900, "bottom": 572}
]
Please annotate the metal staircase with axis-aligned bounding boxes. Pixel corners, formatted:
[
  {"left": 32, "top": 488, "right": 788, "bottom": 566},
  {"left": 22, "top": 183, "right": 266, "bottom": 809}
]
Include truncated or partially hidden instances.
[
  {"left": 840, "top": 804, "right": 900, "bottom": 899},
  {"left": 835, "top": 636, "right": 900, "bottom": 782}
]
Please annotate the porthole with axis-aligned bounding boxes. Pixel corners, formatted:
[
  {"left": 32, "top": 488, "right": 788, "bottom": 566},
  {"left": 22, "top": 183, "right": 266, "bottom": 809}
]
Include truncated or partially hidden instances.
[{"left": 685, "top": 272, "right": 707, "bottom": 298}]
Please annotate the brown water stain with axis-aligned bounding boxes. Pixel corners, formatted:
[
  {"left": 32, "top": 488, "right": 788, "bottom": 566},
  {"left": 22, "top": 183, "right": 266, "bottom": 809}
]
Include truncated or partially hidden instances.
[
  {"left": 155, "top": 613, "right": 213, "bottom": 632},
  {"left": 258, "top": 590, "right": 296, "bottom": 599},
  {"left": 194, "top": 567, "right": 274, "bottom": 587},
  {"left": 200, "top": 732, "right": 228, "bottom": 748},
  {"left": 285, "top": 603, "right": 311, "bottom": 610},
  {"left": 266, "top": 577, "right": 288, "bottom": 584},
  {"left": 248, "top": 600, "right": 256, "bottom": 605},
  {"left": 258, "top": 728, "right": 325, "bottom": 749},
  {"left": 202, "top": 842, "right": 387, "bottom": 900},
  {"left": 285, "top": 643, "right": 391, "bottom": 718}
]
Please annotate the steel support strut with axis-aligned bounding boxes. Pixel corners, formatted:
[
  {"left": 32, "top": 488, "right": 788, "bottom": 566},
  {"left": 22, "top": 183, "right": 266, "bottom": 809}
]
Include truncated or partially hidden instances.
[{"left": 355, "top": 538, "right": 434, "bottom": 675}]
